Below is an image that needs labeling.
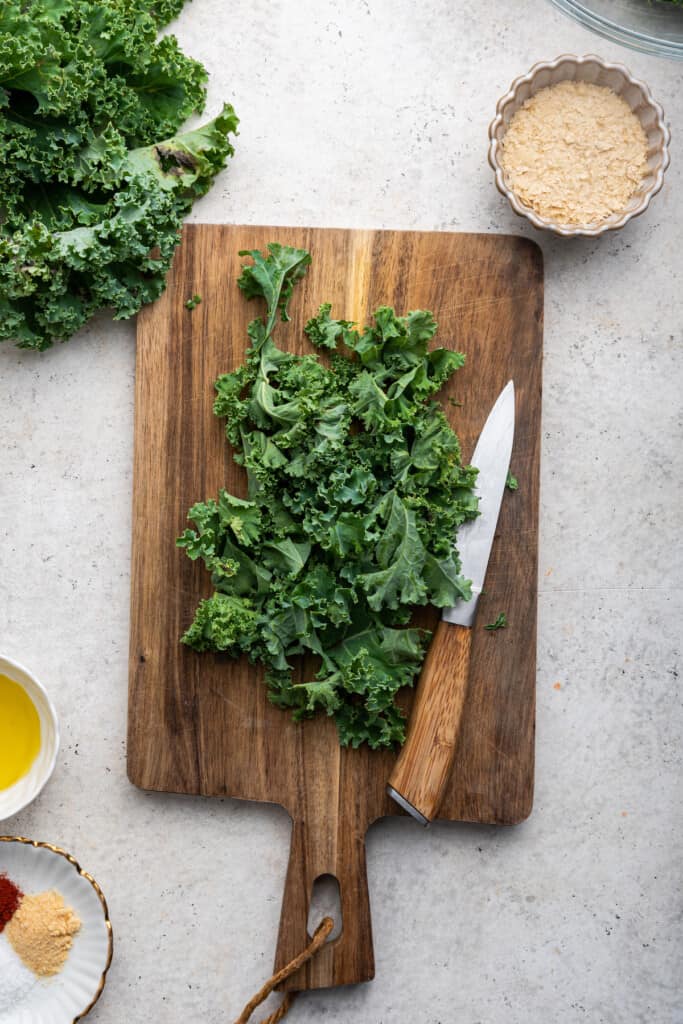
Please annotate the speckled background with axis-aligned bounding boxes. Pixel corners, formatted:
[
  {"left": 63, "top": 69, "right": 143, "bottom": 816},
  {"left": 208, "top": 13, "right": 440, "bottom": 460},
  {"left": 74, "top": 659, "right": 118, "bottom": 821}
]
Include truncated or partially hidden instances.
[{"left": 1, "top": 2, "right": 681, "bottom": 1022}]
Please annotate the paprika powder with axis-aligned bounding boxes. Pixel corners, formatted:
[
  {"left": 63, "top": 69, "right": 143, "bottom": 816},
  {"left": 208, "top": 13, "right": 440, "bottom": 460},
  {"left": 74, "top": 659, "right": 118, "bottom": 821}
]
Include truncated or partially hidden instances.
[{"left": 0, "top": 872, "right": 23, "bottom": 932}]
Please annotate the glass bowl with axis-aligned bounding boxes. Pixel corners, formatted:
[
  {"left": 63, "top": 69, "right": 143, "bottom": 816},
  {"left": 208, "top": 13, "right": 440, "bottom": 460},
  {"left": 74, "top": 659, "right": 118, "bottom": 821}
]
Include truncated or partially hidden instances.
[{"left": 548, "top": 0, "right": 683, "bottom": 60}]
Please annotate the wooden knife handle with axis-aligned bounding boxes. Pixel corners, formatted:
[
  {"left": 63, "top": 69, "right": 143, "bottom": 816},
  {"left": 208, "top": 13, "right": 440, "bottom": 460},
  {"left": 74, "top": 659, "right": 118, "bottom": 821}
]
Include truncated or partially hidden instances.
[{"left": 388, "top": 620, "right": 472, "bottom": 824}]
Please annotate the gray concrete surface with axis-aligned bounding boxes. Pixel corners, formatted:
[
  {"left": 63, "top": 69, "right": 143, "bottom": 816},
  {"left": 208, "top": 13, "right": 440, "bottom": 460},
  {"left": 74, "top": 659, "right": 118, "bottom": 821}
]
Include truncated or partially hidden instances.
[{"left": 1, "top": 1, "right": 681, "bottom": 1022}]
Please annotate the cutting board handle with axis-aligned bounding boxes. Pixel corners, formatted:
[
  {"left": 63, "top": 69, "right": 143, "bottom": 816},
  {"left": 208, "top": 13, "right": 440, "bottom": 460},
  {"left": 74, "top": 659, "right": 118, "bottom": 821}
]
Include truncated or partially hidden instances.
[{"left": 274, "top": 818, "right": 375, "bottom": 990}]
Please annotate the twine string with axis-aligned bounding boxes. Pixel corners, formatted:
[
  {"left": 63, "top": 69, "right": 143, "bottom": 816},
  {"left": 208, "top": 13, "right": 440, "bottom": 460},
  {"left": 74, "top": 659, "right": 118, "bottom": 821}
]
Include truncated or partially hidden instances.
[{"left": 234, "top": 916, "right": 334, "bottom": 1024}]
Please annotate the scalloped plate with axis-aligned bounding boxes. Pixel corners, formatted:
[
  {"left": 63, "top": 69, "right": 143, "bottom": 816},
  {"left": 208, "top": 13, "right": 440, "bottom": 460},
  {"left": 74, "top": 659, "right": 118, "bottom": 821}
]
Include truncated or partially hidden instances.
[
  {"left": 488, "top": 54, "right": 670, "bottom": 236},
  {"left": 0, "top": 839, "right": 112, "bottom": 1024}
]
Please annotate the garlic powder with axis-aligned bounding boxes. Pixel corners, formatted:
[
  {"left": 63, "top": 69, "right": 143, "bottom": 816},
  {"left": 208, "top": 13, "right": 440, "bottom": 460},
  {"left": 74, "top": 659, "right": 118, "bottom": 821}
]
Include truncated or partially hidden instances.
[
  {"left": 5, "top": 890, "right": 81, "bottom": 977},
  {"left": 500, "top": 80, "right": 648, "bottom": 226}
]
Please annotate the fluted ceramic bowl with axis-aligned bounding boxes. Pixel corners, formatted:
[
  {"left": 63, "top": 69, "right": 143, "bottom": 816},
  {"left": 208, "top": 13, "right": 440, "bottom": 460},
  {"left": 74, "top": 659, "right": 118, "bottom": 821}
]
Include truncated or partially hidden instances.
[
  {"left": 488, "top": 54, "right": 671, "bottom": 237},
  {"left": 0, "top": 656, "right": 59, "bottom": 822},
  {"left": 0, "top": 837, "right": 112, "bottom": 1024}
]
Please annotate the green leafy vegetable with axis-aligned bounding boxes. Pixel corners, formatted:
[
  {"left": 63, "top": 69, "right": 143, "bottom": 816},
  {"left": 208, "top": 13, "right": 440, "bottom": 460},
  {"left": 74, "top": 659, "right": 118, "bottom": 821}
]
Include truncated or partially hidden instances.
[
  {"left": 485, "top": 612, "right": 508, "bottom": 631},
  {"left": 0, "top": 0, "right": 238, "bottom": 350},
  {"left": 506, "top": 471, "right": 518, "bottom": 491},
  {"left": 178, "top": 244, "right": 479, "bottom": 748},
  {"left": 185, "top": 294, "right": 202, "bottom": 310}
]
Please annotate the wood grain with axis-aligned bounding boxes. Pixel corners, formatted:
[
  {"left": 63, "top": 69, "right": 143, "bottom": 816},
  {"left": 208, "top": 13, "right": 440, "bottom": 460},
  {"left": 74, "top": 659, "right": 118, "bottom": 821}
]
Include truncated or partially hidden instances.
[
  {"left": 389, "top": 621, "right": 472, "bottom": 824},
  {"left": 128, "top": 224, "right": 543, "bottom": 990}
]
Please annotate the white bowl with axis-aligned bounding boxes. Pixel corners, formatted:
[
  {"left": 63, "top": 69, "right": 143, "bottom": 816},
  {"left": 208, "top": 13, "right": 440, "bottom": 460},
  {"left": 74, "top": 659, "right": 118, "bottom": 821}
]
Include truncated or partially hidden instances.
[
  {"left": 0, "top": 657, "right": 59, "bottom": 822},
  {"left": 488, "top": 54, "right": 671, "bottom": 237},
  {"left": 0, "top": 837, "right": 113, "bottom": 1023}
]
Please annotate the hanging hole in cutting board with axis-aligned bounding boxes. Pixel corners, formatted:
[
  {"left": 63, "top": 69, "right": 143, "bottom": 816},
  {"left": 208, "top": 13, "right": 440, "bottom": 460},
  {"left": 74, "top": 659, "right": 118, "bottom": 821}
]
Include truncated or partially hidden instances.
[{"left": 307, "top": 874, "right": 342, "bottom": 942}]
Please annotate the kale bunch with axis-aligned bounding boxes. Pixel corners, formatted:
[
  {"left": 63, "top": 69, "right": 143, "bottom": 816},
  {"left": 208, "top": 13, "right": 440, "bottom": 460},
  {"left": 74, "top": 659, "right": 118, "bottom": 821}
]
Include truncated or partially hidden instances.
[
  {"left": 178, "top": 245, "right": 479, "bottom": 749},
  {"left": 0, "top": 0, "right": 238, "bottom": 349}
]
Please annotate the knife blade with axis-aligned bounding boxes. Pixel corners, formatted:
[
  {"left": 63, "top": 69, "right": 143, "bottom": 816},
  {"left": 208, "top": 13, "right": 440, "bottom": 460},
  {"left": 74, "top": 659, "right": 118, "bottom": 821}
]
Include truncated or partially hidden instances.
[{"left": 387, "top": 380, "right": 515, "bottom": 825}]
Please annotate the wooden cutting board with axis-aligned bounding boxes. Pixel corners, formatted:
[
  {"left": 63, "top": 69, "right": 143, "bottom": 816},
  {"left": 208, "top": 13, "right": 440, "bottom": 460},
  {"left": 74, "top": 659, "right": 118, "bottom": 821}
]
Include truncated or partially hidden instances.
[{"left": 128, "top": 224, "right": 543, "bottom": 991}]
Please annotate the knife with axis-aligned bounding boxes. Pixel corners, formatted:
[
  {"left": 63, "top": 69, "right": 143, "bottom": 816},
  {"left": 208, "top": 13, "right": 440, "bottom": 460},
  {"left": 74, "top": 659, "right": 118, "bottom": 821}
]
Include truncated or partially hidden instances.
[{"left": 387, "top": 380, "right": 515, "bottom": 825}]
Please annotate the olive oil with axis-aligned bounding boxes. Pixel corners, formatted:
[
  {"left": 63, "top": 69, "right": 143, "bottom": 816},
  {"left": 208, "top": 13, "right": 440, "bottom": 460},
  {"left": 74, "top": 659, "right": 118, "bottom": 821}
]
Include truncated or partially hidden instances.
[{"left": 0, "top": 674, "right": 41, "bottom": 790}]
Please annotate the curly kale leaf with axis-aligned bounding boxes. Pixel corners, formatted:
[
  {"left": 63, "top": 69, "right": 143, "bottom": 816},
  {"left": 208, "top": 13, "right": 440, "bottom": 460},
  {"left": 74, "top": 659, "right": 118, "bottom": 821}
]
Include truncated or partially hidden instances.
[
  {"left": 179, "top": 245, "right": 479, "bottom": 749},
  {"left": 485, "top": 612, "right": 508, "bottom": 631},
  {"left": 238, "top": 243, "right": 312, "bottom": 335},
  {"left": 0, "top": 0, "right": 237, "bottom": 350},
  {"left": 181, "top": 593, "right": 260, "bottom": 655},
  {"left": 293, "top": 624, "right": 429, "bottom": 749},
  {"left": 356, "top": 493, "right": 428, "bottom": 611}
]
